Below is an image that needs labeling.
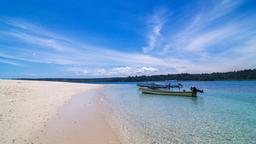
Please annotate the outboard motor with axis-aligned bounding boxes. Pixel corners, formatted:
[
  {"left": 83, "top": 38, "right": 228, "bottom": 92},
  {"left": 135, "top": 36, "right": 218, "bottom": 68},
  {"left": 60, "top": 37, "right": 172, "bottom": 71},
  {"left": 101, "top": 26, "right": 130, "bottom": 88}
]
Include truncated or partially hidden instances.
[{"left": 190, "top": 87, "right": 204, "bottom": 93}]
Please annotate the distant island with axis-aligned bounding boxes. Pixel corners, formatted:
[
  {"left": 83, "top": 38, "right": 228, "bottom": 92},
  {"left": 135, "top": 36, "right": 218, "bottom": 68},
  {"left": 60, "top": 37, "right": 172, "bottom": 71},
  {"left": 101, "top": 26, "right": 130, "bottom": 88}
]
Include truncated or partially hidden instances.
[{"left": 18, "top": 69, "right": 256, "bottom": 83}]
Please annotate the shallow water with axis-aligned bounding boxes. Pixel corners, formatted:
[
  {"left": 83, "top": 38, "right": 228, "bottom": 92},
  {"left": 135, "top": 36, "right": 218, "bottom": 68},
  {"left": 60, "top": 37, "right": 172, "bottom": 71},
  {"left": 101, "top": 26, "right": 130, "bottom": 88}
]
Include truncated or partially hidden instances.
[{"left": 102, "top": 81, "right": 256, "bottom": 144}]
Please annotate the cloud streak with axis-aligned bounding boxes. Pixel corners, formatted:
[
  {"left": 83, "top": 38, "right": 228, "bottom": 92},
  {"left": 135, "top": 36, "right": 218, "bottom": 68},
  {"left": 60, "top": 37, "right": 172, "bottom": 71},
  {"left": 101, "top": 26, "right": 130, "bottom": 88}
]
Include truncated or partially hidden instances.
[
  {"left": 143, "top": 8, "right": 169, "bottom": 53},
  {"left": 0, "top": 18, "right": 177, "bottom": 76},
  {"left": 0, "top": 57, "right": 23, "bottom": 66},
  {"left": 142, "top": 0, "right": 256, "bottom": 72}
]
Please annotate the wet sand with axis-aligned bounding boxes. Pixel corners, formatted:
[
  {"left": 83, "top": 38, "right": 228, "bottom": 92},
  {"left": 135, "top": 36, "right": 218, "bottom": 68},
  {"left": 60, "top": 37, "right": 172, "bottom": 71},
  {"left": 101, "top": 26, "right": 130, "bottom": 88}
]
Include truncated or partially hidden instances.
[
  {"left": 34, "top": 89, "right": 120, "bottom": 144},
  {"left": 0, "top": 80, "right": 120, "bottom": 144}
]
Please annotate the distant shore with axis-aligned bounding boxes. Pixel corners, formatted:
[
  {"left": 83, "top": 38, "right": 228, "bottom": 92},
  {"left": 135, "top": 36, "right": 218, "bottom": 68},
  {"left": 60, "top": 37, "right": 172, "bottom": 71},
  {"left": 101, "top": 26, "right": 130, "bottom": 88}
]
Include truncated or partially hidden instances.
[
  {"left": 0, "top": 80, "right": 120, "bottom": 144},
  {"left": 16, "top": 69, "right": 256, "bottom": 82}
]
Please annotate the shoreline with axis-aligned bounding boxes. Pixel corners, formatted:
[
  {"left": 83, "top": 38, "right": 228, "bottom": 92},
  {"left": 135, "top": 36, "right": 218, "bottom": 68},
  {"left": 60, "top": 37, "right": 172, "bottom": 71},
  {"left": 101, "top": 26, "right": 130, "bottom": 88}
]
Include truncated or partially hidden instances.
[
  {"left": 0, "top": 80, "right": 120, "bottom": 144},
  {"left": 101, "top": 96, "right": 128, "bottom": 144}
]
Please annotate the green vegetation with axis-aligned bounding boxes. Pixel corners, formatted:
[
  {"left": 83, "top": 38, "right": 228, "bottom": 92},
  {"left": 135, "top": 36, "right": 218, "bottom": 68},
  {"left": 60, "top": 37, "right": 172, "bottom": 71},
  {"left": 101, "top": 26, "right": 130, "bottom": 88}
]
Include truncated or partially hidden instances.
[{"left": 19, "top": 69, "right": 256, "bottom": 82}]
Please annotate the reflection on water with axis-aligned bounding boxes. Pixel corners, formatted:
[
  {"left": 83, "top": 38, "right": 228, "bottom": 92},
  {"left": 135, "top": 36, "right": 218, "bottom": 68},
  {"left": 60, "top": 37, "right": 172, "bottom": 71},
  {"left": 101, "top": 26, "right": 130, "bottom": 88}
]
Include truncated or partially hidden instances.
[{"left": 103, "top": 81, "right": 256, "bottom": 144}]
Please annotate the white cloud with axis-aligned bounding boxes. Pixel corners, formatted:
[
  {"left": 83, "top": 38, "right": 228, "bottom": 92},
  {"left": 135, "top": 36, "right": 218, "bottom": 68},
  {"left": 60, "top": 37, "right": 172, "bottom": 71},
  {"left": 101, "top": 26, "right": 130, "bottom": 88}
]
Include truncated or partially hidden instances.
[
  {"left": 143, "top": 8, "right": 169, "bottom": 53},
  {"left": 65, "top": 67, "right": 89, "bottom": 75},
  {"left": 0, "top": 58, "right": 23, "bottom": 66},
  {"left": 208, "top": 0, "right": 241, "bottom": 21},
  {"left": 6, "top": 32, "right": 68, "bottom": 51},
  {"left": 184, "top": 26, "right": 236, "bottom": 51},
  {"left": 136, "top": 66, "right": 158, "bottom": 74},
  {"left": 160, "top": 0, "right": 242, "bottom": 53},
  {"left": 0, "top": 18, "right": 174, "bottom": 69},
  {"left": 65, "top": 66, "right": 159, "bottom": 77},
  {"left": 141, "top": 0, "right": 256, "bottom": 73}
]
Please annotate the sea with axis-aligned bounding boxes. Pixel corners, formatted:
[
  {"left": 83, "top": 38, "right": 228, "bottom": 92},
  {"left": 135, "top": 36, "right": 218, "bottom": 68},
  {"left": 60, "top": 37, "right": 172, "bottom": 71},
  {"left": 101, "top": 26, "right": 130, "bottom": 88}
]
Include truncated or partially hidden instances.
[{"left": 97, "top": 81, "right": 256, "bottom": 144}]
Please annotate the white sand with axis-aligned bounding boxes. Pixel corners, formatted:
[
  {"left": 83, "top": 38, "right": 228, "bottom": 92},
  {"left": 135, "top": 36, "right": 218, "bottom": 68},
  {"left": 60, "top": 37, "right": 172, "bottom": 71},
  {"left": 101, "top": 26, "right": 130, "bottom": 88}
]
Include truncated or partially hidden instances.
[{"left": 0, "top": 80, "right": 119, "bottom": 144}]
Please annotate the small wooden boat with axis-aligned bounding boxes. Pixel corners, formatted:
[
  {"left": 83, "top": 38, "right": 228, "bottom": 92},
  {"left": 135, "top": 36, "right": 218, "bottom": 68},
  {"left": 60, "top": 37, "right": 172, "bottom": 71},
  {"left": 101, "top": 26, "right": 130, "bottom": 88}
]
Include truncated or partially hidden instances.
[{"left": 139, "top": 87, "right": 203, "bottom": 97}]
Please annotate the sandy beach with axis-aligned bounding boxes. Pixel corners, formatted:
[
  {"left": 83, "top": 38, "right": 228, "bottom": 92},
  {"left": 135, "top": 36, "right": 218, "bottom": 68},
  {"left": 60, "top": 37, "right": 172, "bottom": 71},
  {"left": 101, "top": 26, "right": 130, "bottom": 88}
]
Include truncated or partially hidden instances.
[{"left": 0, "top": 80, "right": 120, "bottom": 144}]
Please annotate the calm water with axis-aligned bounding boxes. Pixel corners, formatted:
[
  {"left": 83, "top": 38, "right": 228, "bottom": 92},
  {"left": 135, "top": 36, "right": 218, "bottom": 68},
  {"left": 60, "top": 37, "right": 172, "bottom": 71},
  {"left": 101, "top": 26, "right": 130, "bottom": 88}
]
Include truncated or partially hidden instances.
[{"left": 102, "top": 81, "right": 256, "bottom": 144}]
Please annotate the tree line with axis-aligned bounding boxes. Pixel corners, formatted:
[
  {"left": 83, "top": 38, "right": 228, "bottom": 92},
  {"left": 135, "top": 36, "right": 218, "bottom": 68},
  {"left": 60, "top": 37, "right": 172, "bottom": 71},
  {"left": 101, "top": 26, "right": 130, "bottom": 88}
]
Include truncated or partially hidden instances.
[{"left": 18, "top": 69, "right": 256, "bottom": 82}]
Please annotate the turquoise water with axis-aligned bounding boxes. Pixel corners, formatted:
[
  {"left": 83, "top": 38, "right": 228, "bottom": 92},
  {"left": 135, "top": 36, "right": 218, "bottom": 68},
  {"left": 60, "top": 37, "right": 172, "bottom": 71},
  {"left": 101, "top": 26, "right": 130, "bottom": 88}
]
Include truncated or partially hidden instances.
[{"left": 102, "top": 81, "right": 256, "bottom": 144}]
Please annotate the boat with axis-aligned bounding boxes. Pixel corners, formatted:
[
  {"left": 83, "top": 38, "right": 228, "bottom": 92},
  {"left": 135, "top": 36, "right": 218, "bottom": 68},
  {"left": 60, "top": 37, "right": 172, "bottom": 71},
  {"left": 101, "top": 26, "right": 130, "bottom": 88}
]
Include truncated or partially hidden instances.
[
  {"left": 136, "top": 82, "right": 170, "bottom": 89},
  {"left": 139, "top": 86, "right": 203, "bottom": 97},
  {"left": 137, "top": 80, "right": 183, "bottom": 89}
]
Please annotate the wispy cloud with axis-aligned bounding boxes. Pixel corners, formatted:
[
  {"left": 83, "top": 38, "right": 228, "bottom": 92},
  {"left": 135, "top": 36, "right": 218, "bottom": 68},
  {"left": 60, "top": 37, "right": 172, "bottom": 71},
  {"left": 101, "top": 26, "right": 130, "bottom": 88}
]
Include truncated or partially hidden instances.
[
  {"left": 143, "top": 7, "right": 169, "bottom": 53},
  {"left": 0, "top": 57, "right": 23, "bottom": 66},
  {"left": 0, "top": 18, "right": 73, "bottom": 52},
  {"left": 160, "top": 1, "right": 243, "bottom": 53},
  {"left": 142, "top": 0, "right": 256, "bottom": 72},
  {"left": 0, "top": 18, "right": 178, "bottom": 75},
  {"left": 183, "top": 25, "right": 236, "bottom": 52},
  {"left": 208, "top": 0, "right": 242, "bottom": 21}
]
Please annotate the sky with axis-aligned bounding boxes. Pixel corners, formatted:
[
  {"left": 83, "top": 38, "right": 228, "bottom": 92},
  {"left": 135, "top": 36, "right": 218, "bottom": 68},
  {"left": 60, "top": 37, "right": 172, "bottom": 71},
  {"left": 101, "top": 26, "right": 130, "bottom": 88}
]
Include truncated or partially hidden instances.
[{"left": 0, "top": 0, "right": 256, "bottom": 78}]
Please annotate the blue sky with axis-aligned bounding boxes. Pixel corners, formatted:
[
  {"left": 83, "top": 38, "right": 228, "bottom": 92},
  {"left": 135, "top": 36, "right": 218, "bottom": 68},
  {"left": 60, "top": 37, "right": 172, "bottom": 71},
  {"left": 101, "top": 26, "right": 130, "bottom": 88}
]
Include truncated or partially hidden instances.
[{"left": 0, "top": 0, "right": 256, "bottom": 78}]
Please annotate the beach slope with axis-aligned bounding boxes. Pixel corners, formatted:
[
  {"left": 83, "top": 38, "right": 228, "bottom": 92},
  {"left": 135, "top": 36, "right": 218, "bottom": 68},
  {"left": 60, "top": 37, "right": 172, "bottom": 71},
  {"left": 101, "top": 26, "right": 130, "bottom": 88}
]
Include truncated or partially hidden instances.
[{"left": 0, "top": 80, "right": 119, "bottom": 144}]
